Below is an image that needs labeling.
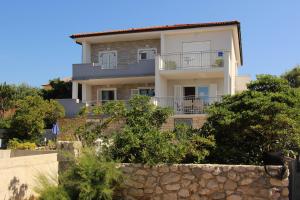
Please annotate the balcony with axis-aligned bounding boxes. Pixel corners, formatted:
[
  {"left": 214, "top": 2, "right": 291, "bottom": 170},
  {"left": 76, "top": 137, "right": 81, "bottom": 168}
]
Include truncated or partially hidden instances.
[
  {"left": 72, "top": 60, "right": 155, "bottom": 80},
  {"left": 152, "top": 96, "right": 222, "bottom": 114},
  {"left": 159, "top": 51, "right": 229, "bottom": 71}
]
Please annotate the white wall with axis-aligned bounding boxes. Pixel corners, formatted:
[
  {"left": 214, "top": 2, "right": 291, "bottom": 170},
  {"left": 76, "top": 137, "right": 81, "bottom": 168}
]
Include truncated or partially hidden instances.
[
  {"left": 163, "top": 30, "right": 232, "bottom": 54},
  {"left": 157, "top": 29, "right": 238, "bottom": 96},
  {"left": 0, "top": 153, "right": 58, "bottom": 199}
]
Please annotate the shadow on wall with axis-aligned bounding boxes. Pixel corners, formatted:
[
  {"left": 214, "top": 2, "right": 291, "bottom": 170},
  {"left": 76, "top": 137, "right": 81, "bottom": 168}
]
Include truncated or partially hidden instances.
[{"left": 7, "top": 176, "right": 34, "bottom": 200}]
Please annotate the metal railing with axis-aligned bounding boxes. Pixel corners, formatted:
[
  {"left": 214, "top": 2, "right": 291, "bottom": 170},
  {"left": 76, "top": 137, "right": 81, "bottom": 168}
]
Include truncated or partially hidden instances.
[
  {"left": 160, "top": 51, "right": 228, "bottom": 70},
  {"left": 152, "top": 96, "right": 222, "bottom": 114},
  {"left": 84, "top": 95, "right": 222, "bottom": 115}
]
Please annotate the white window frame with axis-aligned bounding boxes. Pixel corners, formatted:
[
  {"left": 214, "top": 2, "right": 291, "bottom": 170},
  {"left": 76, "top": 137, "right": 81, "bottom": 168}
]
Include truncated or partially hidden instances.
[
  {"left": 137, "top": 48, "right": 157, "bottom": 62},
  {"left": 97, "top": 88, "right": 117, "bottom": 102},
  {"left": 98, "top": 50, "right": 118, "bottom": 69}
]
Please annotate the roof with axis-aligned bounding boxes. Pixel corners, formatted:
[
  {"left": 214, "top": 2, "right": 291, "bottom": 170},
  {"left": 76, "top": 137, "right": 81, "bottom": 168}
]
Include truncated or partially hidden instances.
[{"left": 70, "top": 20, "right": 243, "bottom": 64}]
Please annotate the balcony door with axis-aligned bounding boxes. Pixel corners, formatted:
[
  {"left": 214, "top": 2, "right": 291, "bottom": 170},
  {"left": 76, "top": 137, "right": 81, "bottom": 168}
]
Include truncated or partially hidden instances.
[
  {"left": 182, "top": 41, "right": 211, "bottom": 67},
  {"left": 98, "top": 51, "right": 117, "bottom": 69}
]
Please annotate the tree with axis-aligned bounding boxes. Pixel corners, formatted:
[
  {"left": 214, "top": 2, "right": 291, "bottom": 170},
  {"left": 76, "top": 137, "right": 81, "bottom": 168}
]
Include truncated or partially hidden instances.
[
  {"left": 10, "top": 96, "right": 65, "bottom": 140},
  {"left": 0, "top": 82, "right": 16, "bottom": 118},
  {"left": 282, "top": 65, "right": 300, "bottom": 88},
  {"left": 86, "top": 95, "right": 215, "bottom": 165},
  {"left": 202, "top": 75, "right": 300, "bottom": 164},
  {"left": 11, "top": 95, "right": 47, "bottom": 139},
  {"left": 42, "top": 78, "right": 72, "bottom": 100},
  {"left": 44, "top": 100, "right": 65, "bottom": 128}
]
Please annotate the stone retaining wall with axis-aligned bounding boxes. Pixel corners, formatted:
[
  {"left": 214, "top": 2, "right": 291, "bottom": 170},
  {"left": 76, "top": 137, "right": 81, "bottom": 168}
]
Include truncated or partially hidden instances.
[{"left": 119, "top": 164, "right": 289, "bottom": 200}]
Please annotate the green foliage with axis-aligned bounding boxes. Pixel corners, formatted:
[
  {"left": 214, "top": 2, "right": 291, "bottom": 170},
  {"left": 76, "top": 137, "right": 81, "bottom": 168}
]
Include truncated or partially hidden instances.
[
  {"left": 0, "top": 117, "right": 11, "bottom": 129},
  {"left": 35, "top": 173, "right": 70, "bottom": 200},
  {"left": 10, "top": 96, "right": 65, "bottom": 140},
  {"left": 42, "top": 78, "right": 72, "bottom": 100},
  {"left": 38, "top": 186, "right": 70, "bottom": 200},
  {"left": 60, "top": 148, "right": 123, "bottom": 200},
  {"left": 0, "top": 82, "right": 16, "bottom": 118},
  {"left": 11, "top": 96, "right": 47, "bottom": 138},
  {"left": 7, "top": 138, "right": 36, "bottom": 150},
  {"left": 202, "top": 75, "right": 300, "bottom": 164},
  {"left": 282, "top": 65, "right": 300, "bottom": 88},
  {"left": 44, "top": 100, "right": 65, "bottom": 128},
  {"left": 102, "top": 96, "right": 215, "bottom": 165},
  {"left": 247, "top": 74, "right": 290, "bottom": 93},
  {"left": 173, "top": 125, "right": 216, "bottom": 163}
]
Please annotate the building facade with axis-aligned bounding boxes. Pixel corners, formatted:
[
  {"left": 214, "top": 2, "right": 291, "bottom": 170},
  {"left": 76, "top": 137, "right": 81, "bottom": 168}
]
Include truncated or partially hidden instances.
[{"left": 70, "top": 21, "right": 250, "bottom": 128}]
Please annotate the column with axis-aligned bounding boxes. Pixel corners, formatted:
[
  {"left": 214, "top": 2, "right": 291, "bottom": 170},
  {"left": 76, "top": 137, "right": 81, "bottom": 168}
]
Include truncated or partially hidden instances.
[
  {"left": 82, "top": 42, "right": 91, "bottom": 63},
  {"left": 72, "top": 82, "right": 78, "bottom": 99}
]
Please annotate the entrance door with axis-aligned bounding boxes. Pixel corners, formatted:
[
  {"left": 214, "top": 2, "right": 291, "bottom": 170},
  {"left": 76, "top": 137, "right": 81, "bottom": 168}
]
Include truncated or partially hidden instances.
[
  {"left": 182, "top": 41, "right": 211, "bottom": 67},
  {"left": 99, "top": 89, "right": 116, "bottom": 104}
]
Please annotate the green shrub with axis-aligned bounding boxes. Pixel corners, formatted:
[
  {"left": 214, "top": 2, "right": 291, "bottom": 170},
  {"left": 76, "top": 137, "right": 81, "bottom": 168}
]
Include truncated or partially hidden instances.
[
  {"left": 7, "top": 138, "right": 36, "bottom": 150},
  {"left": 35, "top": 174, "right": 69, "bottom": 200},
  {"left": 105, "top": 96, "right": 215, "bottom": 165},
  {"left": 0, "top": 118, "right": 11, "bottom": 129},
  {"left": 38, "top": 186, "right": 69, "bottom": 200},
  {"left": 202, "top": 75, "right": 300, "bottom": 164},
  {"left": 60, "top": 148, "right": 123, "bottom": 200}
]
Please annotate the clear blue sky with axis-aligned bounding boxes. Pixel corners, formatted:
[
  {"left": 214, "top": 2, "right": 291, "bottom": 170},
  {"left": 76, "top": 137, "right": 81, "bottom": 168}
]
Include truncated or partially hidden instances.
[{"left": 0, "top": 0, "right": 299, "bottom": 87}]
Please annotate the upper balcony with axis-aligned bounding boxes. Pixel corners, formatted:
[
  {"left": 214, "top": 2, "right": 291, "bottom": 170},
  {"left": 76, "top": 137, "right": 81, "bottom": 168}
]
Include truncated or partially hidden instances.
[
  {"left": 157, "top": 51, "right": 229, "bottom": 78},
  {"left": 72, "top": 59, "right": 155, "bottom": 81}
]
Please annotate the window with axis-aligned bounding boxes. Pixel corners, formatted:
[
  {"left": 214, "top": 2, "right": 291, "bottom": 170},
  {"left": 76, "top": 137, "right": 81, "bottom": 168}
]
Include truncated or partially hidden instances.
[
  {"left": 174, "top": 118, "right": 193, "bottom": 127},
  {"left": 98, "top": 51, "right": 117, "bottom": 69},
  {"left": 98, "top": 88, "right": 117, "bottom": 104},
  {"left": 131, "top": 88, "right": 155, "bottom": 97},
  {"left": 138, "top": 48, "right": 157, "bottom": 61}
]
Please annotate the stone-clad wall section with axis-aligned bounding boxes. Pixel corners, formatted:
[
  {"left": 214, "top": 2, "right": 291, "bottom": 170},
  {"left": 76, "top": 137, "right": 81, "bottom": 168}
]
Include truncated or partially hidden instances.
[
  {"left": 91, "top": 39, "right": 161, "bottom": 66},
  {"left": 120, "top": 164, "right": 289, "bottom": 200}
]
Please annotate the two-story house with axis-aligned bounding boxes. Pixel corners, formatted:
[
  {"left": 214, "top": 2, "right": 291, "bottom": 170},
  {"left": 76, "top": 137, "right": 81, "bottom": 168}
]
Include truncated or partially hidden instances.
[{"left": 70, "top": 21, "right": 250, "bottom": 129}]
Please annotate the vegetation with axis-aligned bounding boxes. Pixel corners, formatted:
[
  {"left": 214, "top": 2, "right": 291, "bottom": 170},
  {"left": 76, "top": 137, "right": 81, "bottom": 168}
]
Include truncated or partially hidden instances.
[
  {"left": 202, "top": 75, "right": 300, "bottom": 164},
  {"left": 36, "top": 149, "right": 122, "bottom": 200},
  {"left": 0, "top": 82, "right": 16, "bottom": 118},
  {"left": 282, "top": 65, "right": 300, "bottom": 88},
  {"left": 76, "top": 96, "right": 215, "bottom": 165},
  {"left": 10, "top": 95, "right": 64, "bottom": 141},
  {"left": 7, "top": 138, "right": 36, "bottom": 150},
  {"left": 42, "top": 78, "right": 72, "bottom": 100}
]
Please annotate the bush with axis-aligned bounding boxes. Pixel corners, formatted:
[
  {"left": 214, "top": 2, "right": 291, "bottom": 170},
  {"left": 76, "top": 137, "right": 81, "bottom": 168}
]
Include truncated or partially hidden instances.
[
  {"left": 0, "top": 117, "right": 11, "bottom": 129},
  {"left": 202, "top": 75, "right": 300, "bottom": 164},
  {"left": 10, "top": 96, "right": 65, "bottom": 140},
  {"left": 11, "top": 96, "right": 47, "bottom": 139},
  {"left": 101, "top": 96, "right": 215, "bottom": 165},
  {"left": 44, "top": 100, "right": 65, "bottom": 128},
  {"left": 60, "top": 148, "right": 123, "bottom": 200},
  {"left": 7, "top": 138, "right": 36, "bottom": 150},
  {"left": 35, "top": 174, "right": 70, "bottom": 200}
]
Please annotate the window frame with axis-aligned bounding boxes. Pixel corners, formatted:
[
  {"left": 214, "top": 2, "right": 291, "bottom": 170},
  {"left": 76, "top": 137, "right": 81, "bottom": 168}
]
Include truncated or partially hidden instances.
[
  {"left": 137, "top": 48, "right": 157, "bottom": 62},
  {"left": 97, "top": 88, "right": 117, "bottom": 102},
  {"left": 98, "top": 50, "right": 118, "bottom": 69}
]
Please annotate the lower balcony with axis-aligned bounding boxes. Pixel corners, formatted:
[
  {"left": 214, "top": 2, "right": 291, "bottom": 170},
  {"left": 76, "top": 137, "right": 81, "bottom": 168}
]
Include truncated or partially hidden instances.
[
  {"left": 152, "top": 96, "right": 222, "bottom": 114},
  {"left": 85, "top": 95, "right": 222, "bottom": 115}
]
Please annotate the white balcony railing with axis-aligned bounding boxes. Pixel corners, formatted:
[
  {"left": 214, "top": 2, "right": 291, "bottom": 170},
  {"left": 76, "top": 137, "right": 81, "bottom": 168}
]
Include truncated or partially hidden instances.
[
  {"left": 152, "top": 96, "right": 222, "bottom": 114},
  {"left": 160, "top": 51, "right": 229, "bottom": 70}
]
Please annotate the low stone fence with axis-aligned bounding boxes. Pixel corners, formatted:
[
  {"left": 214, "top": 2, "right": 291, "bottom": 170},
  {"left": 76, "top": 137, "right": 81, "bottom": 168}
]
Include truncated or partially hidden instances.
[{"left": 119, "top": 164, "right": 289, "bottom": 200}]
